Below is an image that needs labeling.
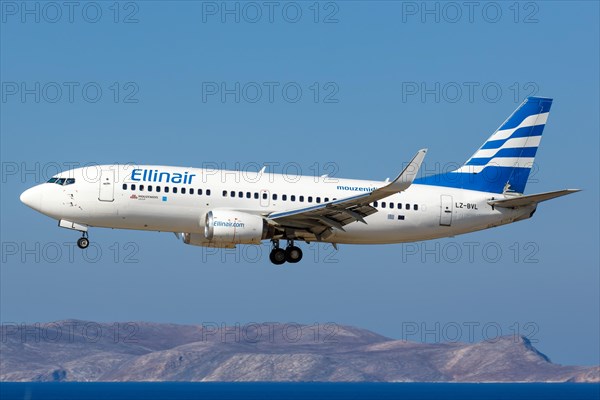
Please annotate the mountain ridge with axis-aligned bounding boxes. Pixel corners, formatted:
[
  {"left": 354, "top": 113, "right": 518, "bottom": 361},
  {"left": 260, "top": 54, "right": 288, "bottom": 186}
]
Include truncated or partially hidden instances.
[{"left": 1, "top": 321, "right": 597, "bottom": 382}]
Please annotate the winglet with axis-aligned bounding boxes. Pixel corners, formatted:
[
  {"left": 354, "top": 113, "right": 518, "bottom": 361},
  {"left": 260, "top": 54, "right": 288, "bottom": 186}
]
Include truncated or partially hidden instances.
[{"left": 379, "top": 149, "right": 427, "bottom": 195}]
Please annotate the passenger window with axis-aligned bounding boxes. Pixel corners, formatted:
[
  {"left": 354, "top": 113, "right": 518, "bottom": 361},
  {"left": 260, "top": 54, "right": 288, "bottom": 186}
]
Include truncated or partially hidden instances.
[
  {"left": 148, "top": 185, "right": 153, "bottom": 192},
  {"left": 189, "top": 188, "right": 194, "bottom": 195},
  {"left": 223, "top": 190, "right": 227, "bottom": 197},
  {"left": 262, "top": 193, "right": 267, "bottom": 200},
  {"left": 316, "top": 197, "right": 321, "bottom": 203},
  {"left": 398, "top": 203, "right": 402, "bottom": 209},
  {"left": 206, "top": 189, "right": 211, "bottom": 196},
  {"left": 381, "top": 202, "right": 386, "bottom": 208},
  {"left": 291, "top": 195, "right": 296, "bottom": 201},
  {"left": 181, "top": 187, "right": 186, "bottom": 194},
  {"left": 139, "top": 185, "right": 144, "bottom": 191},
  {"left": 246, "top": 192, "right": 251, "bottom": 199},
  {"left": 198, "top": 188, "right": 202, "bottom": 195},
  {"left": 414, "top": 204, "right": 419, "bottom": 211},
  {"left": 299, "top": 196, "right": 304, "bottom": 202},
  {"left": 238, "top": 191, "right": 243, "bottom": 198},
  {"left": 230, "top": 191, "right": 235, "bottom": 197},
  {"left": 173, "top": 187, "right": 178, "bottom": 194},
  {"left": 389, "top": 202, "right": 394, "bottom": 209},
  {"left": 254, "top": 193, "right": 259, "bottom": 199},
  {"left": 164, "top": 187, "right": 169, "bottom": 193},
  {"left": 156, "top": 186, "right": 161, "bottom": 193},
  {"left": 282, "top": 194, "right": 287, "bottom": 201},
  {"left": 273, "top": 194, "right": 278, "bottom": 200},
  {"left": 131, "top": 184, "right": 136, "bottom": 190},
  {"left": 122, "top": 184, "right": 127, "bottom": 190},
  {"left": 324, "top": 197, "right": 329, "bottom": 202},
  {"left": 406, "top": 203, "right": 410, "bottom": 210},
  {"left": 308, "top": 196, "right": 313, "bottom": 203},
  {"left": 374, "top": 201, "right": 378, "bottom": 207}
]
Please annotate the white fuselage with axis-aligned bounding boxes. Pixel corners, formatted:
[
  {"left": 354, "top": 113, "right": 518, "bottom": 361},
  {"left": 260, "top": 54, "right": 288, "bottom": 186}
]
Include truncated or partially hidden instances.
[{"left": 21, "top": 164, "right": 534, "bottom": 245}]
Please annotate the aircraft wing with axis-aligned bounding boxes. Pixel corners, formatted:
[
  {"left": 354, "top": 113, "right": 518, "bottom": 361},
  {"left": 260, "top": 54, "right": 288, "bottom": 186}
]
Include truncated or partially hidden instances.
[
  {"left": 267, "top": 149, "right": 427, "bottom": 240},
  {"left": 487, "top": 189, "right": 580, "bottom": 209}
]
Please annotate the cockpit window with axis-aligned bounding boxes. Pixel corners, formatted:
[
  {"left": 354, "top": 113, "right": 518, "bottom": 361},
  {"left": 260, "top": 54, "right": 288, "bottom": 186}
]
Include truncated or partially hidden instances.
[{"left": 47, "top": 177, "right": 75, "bottom": 185}]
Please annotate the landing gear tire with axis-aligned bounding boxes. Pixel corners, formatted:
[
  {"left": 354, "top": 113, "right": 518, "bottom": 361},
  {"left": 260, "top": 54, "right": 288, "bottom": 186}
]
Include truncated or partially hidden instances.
[
  {"left": 77, "top": 237, "right": 89, "bottom": 249},
  {"left": 285, "top": 246, "right": 302, "bottom": 263},
  {"left": 269, "top": 248, "right": 286, "bottom": 265}
]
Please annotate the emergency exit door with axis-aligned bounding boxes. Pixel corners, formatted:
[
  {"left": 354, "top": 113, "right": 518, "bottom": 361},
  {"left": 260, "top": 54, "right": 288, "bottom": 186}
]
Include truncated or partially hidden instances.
[{"left": 440, "top": 195, "right": 453, "bottom": 226}]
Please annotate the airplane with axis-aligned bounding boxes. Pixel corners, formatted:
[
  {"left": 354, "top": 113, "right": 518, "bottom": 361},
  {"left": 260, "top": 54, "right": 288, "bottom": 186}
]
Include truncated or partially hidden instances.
[{"left": 20, "top": 97, "right": 579, "bottom": 265}]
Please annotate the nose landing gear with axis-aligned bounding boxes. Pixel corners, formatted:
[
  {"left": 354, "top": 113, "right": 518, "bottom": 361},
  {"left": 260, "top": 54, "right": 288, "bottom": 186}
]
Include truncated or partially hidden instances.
[
  {"left": 269, "top": 240, "right": 303, "bottom": 265},
  {"left": 77, "top": 232, "right": 89, "bottom": 249}
]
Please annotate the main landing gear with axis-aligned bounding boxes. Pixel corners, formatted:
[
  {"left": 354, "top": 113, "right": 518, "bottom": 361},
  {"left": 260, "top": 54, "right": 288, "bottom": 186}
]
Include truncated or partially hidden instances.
[
  {"left": 269, "top": 239, "right": 303, "bottom": 265},
  {"left": 77, "top": 232, "right": 89, "bottom": 249}
]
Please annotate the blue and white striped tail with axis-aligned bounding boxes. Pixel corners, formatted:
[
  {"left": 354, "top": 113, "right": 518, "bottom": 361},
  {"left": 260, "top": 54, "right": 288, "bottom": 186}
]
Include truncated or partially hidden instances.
[{"left": 415, "top": 97, "right": 552, "bottom": 194}]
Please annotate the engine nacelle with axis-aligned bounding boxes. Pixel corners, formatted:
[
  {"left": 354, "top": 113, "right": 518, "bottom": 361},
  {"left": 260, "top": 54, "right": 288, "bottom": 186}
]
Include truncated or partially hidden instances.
[
  {"left": 204, "top": 210, "right": 269, "bottom": 245},
  {"left": 182, "top": 233, "right": 235, "bottom": 248}
]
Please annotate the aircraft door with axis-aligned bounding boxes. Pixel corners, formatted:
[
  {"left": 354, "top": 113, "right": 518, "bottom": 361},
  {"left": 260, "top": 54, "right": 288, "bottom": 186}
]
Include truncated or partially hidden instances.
[
  {"left": 99, "top": 169, "right": 115, "bottom": 202},
  {"left": 440, "top": 195, "right": 453, "bottom": 226},
  {"left": 259, "top": 189, "right": 270, "bottom": 208}
]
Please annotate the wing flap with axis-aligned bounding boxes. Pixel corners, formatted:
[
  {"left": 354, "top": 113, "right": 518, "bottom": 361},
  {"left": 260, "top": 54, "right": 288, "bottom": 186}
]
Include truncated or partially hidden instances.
[{"left": 268, "top": 149, "right": 427, "bottom": 236}]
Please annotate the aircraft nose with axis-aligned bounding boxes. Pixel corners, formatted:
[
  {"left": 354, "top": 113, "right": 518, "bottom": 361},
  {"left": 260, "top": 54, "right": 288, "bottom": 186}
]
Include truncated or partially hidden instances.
[{"left": 20, "top": 186, "right": 43, "bottom": 212}]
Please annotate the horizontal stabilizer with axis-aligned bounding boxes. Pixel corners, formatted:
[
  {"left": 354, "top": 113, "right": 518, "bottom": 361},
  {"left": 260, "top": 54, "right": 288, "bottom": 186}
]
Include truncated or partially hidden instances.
[{"left": 488, "top": 189, "right": 580, "bottom": 208}]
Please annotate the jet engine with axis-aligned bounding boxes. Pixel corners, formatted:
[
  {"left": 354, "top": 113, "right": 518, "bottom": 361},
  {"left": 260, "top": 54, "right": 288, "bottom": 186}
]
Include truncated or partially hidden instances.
[{"left": 182, "top": 210, "right": 271, "bottom": 247}]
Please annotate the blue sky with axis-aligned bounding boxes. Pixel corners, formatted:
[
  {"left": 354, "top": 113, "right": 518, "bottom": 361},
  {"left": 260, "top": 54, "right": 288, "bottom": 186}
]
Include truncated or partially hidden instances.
[{"left": 1, "top": 2, "right": 598, "bottom": 365}]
